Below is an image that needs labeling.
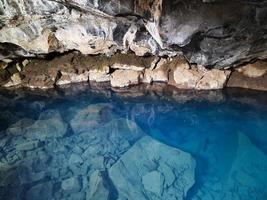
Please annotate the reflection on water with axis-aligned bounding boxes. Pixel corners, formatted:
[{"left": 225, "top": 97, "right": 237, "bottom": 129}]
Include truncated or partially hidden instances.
[{"left": 0, "top": 84, "right": 267, "bottom": 200}]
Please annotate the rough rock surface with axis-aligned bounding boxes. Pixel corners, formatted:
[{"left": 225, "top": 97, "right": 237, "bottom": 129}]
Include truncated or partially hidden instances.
[
  {"left": 0, "top": 0, "right": 267, "bottom": 69},
  {"left": 169, "top": 58, "right": 231, "bottom": 90},
  {"left": 110, "top": 69, "right": 143, "bottom": 88},
  {"left": 227, "top": 61, "right": 267, "bottom": 91},
  {"left": 109, "top": 136, "right": 196, "bottom": 200}
]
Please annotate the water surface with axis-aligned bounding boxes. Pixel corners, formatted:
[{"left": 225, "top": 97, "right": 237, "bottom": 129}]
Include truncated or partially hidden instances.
[{"left": 0, "top": 84, "right": 267, "bottom": 200}]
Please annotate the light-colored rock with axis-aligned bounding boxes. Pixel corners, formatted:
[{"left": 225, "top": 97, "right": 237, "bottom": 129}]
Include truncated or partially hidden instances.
[
  {"left": 172, "top": 61, "right": 204, "bottom": 89},
  {"left": 22, "top": 59, "right": 30, "bottom": 67},
  {"left": 69, "top": 153, "right": 83, "bottom": 164},
  {"left": 61, "top": 177, "right": 81, "bottom": 193},
  {"left": 237, "top": 61, "right": 267, "bottom": 78},
  {"left": 4, "top": 73, "right": 23, "bottom": 87},
  {"left": 196, "top": 69, "right": 231, "bottom": 90},
  {"left": 171, "top": 59, "right": 230, "bottom": 90},
  {"left": 56, "top": 71, "right": 89, "bottom": 85},
  {"left": 111, "top": 63, "right": 145, "bottom": 71},
  {"left": 89, "top": 66, "right": 110, "bottom": 82},
  {"left": 130, "top": 43, "right": 151, "bottom": 56},
  {"left": 110, "top": 70, "right": 143, "bottom": 87},
  {"left": 87, "top": 170, "right": 109, "bottom": 200},
  {"left": 142, "top": 171, "right": 164, "bottom": 195},
  {"left": 25, "top": 110, "right": 67, "bottom": 140},
  {"left": 109, "top": 136, "right": 196, "bottom": 200},
  {"left": 143, "top": 59, "right": 168, "bottom": 83}
]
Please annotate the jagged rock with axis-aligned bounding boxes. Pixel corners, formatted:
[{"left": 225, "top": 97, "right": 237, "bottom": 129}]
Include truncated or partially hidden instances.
[
  {"left": 57, "top": 71, "right": 89, "bottom": 85},
  {"left": 142, "top": 58, "right": 169, "bottom": 83},
  {"left": 142, "top": 170, "right": 164, "bottom": 195},
  {"left": 109, "top": 136, "right": 196, "bottom": 200},
  {"left": 69, "top": 154, "right": 83, "bottom": 165},
  {"left": 3, "top": 73, "right": 23, "bottom": 87},
  {"left": 196, "top": 69, "right": 231, "bottom": 90},
  {"left": 227, "top": 70, "right": 267, "bottom": 91},
  {"left": 9, "top": 110, "right": 68, "bottom": 141},
  {"left": 87, "top": 170, "right": 109, "bottom": 200},
  {"left": 70, "top": 103, "right": 143, "bottom": 169},
  {"left": 171, "top": 60, "right": 204, "bottom": 89},
  {"left": 70, "top": 104, "right": 113, "bottom": 134},
  {"left": 1, "top": 0, "right": 266, "bottom": 68},
  {"left": 170, "top": 58, "right": 230, "bottom": 90},
  {"left": 89, "top": 66, "right": 110, "bottom": 83},
  {"left": 227, "top": 60, "right": 267, "bottom": 91},
  {"left": 110, "top": 70, "right": 143, "bottom": 87}
]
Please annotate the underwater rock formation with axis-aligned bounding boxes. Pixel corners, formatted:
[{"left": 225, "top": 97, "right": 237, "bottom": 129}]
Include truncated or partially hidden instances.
[
  {"left": 109, "top": 136, "right": 196, "bottom": 200},
  {"left": 0, "top": 100, "right": 197, "bottom": 200}
]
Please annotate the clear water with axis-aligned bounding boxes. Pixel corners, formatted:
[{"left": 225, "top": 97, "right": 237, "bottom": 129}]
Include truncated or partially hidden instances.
[{"left": 0, "top": 84, "right": 267, "bottom": 200}]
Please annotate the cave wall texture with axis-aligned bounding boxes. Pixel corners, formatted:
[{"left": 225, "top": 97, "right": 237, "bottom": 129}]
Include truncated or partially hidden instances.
[{"left": 0, "top": 0, "right": 267, "bottom": 68}]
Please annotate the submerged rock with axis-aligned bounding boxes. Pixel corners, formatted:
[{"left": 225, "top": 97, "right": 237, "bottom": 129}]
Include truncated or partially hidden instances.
[
  {"left": 87, "top": 170, "right": 109, "bottom": 200},
  {"left": 109, "top": 136, "right": 196, "bottom": 200}
]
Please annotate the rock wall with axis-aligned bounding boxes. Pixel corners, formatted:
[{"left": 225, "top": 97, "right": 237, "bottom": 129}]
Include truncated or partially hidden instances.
[
  {"left": 0, "top": 52, "right": 267, "bottom": 91},
  {"left": 0, "top": 0, "right": 267, "bottom": 67}
]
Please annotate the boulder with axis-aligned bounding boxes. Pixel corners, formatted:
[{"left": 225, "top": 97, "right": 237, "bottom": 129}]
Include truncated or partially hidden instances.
[
  {"left": 3, "top": 73, "right": 23, "bottom": 87},
  {"left": 89, "top": 66, "right": 110, "bottom": 83},
  {"left": 109, "top": 136, "right": 196, "bottom": 200},
  {"left": 171, "top": 61, "right": 204, "bottom": 89},
  {"left": 56, "top": 71, "right": 89, "bottom": 85},
  {"left": 110, "top": 70, "right": 143, "bottom": 87},
  {"left": 237, "top": 61, "right": 267, "bottom": 78},
  {"left": 196, "top": 69, "right": 231, "bottom": 90},
  {"left": 25, "top": 110, "right": 67, "bottom": 140},
  {"left": 226, "top": 60, "right": 267, "bottom": 91},
  {"left": 143, "top": 59, "right": 169, "bottom": 83},
  {"left": 87, "top": 170, "right": 109, "bottom": 200},
  {"left": 170, "top": 58, "right": 230, "bottom": 90}
]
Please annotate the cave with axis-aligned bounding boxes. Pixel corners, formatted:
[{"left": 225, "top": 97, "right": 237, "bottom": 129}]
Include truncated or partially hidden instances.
[{"left": 0, "top": 1, "right": 267, "bottom": 200}]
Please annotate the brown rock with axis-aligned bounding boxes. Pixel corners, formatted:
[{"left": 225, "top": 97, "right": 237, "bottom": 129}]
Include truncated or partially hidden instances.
[
  {"left": 142, "top": 59, "right": 169, "bottom": 83},
  {"left": 89, "top": 67, "right": 110, "bottom": 83},
  {"left": 196, "top": 69, "right": 231, "bottom": 90},
  {"left": 56, "top": 71, "right": 89, "bottom": 85},
  {"left": 169, "top": 58, "right": 204, "bottom": 89},
  {"left": 110, "top": 70, "right": 143, "bottom": 88},
  {"left": 227, "top": 71, "right": 267, "bottom": 91},
  {"left": 237, "top": 61, "right": 267, "bottom": 78}
]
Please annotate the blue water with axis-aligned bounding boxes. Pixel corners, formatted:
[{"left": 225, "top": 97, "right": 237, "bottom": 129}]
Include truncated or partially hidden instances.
[{"left": 0, "top": 84, "right": 267, "bottom": 200}]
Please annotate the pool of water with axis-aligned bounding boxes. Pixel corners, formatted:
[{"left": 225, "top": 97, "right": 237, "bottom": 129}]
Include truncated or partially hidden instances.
[{"left": 0, "top": 84, "right": 267, "bottom": 200}]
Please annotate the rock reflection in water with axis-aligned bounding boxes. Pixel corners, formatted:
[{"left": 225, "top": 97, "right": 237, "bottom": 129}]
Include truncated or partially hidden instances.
[{"left": 0, "top": 84, "right": 267, "bottom": 200}]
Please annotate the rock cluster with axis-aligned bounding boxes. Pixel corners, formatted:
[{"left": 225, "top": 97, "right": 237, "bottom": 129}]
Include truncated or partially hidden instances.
[
  {"left": 0, "top": 102, "right": 196, "bottom": 200},
  {"left": 0, "top": 52, "right": 235, "bottom": 90},
  {"left": 227, "top": 61, "right": 267, "bottom": 91}
]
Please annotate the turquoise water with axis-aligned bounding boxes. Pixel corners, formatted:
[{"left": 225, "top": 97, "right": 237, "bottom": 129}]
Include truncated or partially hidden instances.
[{"left": 0, "top": 84, "right": 267, "bottom": 200}]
